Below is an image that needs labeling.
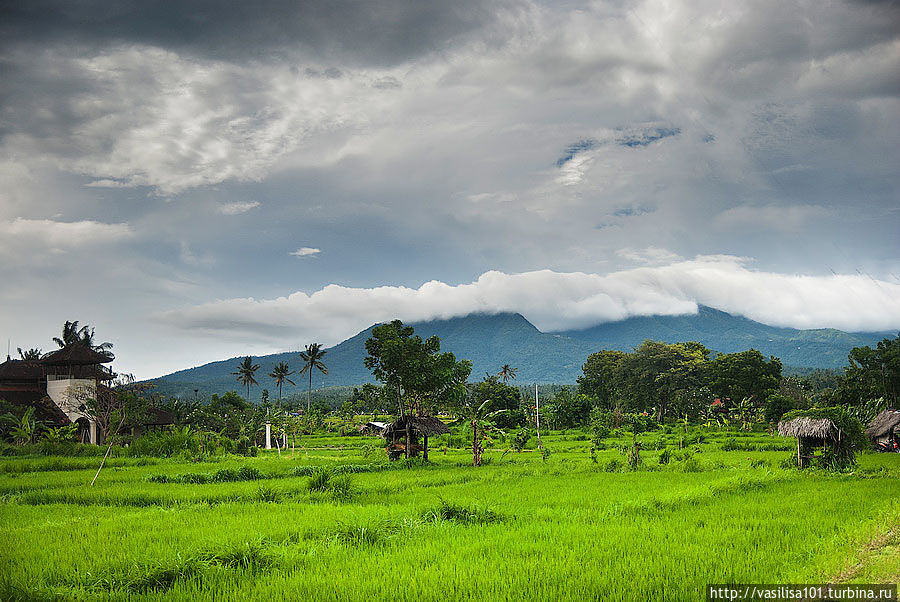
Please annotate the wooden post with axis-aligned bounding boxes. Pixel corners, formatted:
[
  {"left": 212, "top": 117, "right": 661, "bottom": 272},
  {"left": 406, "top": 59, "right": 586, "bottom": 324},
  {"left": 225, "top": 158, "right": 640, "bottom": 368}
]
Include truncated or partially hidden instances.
[
  {"left": 405, "top": 419, "right": 411, "bottom": 459},
  {"left": 797, "top": 437, "right": 802, "bottom": 468},
  {"left": 423, "top": 433, "right": 429, "bottom": 461}
]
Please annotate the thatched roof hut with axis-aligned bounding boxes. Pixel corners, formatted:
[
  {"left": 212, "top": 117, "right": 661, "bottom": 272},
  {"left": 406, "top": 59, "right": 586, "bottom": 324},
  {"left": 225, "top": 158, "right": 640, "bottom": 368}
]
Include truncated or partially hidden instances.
[
  {"left": 383, "top": 416, "right": 449, "bottom": 460},
  {"left": 777, "top": 407, "right": 864, "bottom": 469},
  {"left": 777, "top": 417, "right": 839, "bottom": 440},
  {"left": 865, "top": 409, "right": 900, "bottom": 449}
]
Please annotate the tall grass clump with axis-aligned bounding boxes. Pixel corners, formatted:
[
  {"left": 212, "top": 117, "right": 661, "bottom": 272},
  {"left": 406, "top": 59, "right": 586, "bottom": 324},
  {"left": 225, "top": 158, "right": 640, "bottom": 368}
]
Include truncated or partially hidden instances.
[
  {"left": 306, "top": 468, "right": 356, "bottom": 501},
  {"left": 422, "top": 499, "right": 503, "bottom": 525}
]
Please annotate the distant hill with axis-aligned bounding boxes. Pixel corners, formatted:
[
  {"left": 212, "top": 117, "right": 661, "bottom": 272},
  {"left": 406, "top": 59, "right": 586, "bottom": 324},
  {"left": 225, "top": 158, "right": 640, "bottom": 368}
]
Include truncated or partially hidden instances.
[
  {"left": 558, "top": 306, "right": 893, "bottom": 369},
  {"left": 146, "top": 308, "right": 894, "bottom": 400}
]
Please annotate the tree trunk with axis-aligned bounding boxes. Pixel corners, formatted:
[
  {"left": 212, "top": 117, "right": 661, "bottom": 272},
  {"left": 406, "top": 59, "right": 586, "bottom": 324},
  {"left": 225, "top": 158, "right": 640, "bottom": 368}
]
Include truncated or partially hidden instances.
[
  {"left": 472, "top": 420, "right": 479, "bottom": 466},
  {"left": 423, "top": 433, "right": 429, "bottom": 461},
  {"left": 307, "top": 371, "right": 312, "bottom": 413}
]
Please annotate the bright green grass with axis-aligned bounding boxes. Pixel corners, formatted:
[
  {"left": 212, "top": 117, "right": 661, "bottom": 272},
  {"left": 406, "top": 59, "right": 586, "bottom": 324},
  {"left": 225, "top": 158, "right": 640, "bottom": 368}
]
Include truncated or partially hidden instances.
[{"left": 1, "top": 430, "right": 898, "bottom": 601}]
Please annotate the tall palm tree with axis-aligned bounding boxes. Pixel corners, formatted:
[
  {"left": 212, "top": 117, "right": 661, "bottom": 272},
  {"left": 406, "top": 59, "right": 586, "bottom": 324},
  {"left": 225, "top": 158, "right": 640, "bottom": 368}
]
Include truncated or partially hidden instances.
[
  {"left": 52, "top": 320, "right": 114, "bottom": 358},
  {"left": 498, "top": 364, "right": 518, "bottom": 384},
  {"left": 268, "top": 361, "right": 296, "bottom": 401},
  {"left": 232, "top": 356, "right": 260, "bottom": 400},
  {"left": 298, "top": 343, "right": 328, "bottom": 413}
]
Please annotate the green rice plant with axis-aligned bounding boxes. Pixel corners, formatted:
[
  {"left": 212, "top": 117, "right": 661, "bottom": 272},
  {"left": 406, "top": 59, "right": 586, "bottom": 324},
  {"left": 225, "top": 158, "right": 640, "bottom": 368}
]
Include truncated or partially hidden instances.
[
  {"left": 422, "top": 499, "right": 502, "bottom": 525},
  {"left": 307, "top": 468, "right": 333, "bottom": 492},
  {"left": 328, "top": 474, "right": 355, "bottom": 502},
  {"left": 603, "top": 458, "right": 623, "bottom": 472},
  {"left": 253, "top": 485, "right": 282, "bottom": 503}
]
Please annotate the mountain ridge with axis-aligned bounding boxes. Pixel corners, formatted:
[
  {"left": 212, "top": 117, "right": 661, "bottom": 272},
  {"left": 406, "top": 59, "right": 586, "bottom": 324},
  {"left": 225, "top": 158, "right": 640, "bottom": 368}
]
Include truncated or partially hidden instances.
[{"left": 146, "top": 308, "right": 894, "bottom": 400}]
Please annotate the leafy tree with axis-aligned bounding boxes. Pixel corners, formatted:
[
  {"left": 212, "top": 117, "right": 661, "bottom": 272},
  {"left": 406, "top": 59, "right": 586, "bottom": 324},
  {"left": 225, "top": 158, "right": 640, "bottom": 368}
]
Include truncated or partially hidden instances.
[
  {"left": 840, "top": 334, "right": 900, "bottom": 407},
  {"left": 617, "top": 341, "right": 710, "bottom": 421},
  {"left": 68, "top": 375, "right": 153, "bottom": 442},
  {"left": 268, "top": 361, "right": 296, "bottom": 401},
  {"left": 52, "top": 320, "right": 114, "bottom": 358},
  {"left": 17, "top": 347, "right": 42, "bottom": 360},
  {"left": 471, "top": 375, "right": 524, "bottom": 429},
  {"left": 543, "top": 387, "right": 592, "bottom": 429},
  {"left": 708, "top": 349, "right": 781, "bottom": 405},
  {"left": 299, "top": 343, "right": 328, "bottom": 413},
  {"left": 764, "top": 393, "right": 795, "bottom": 423},
  {"left": 578, "top": 350, "right": 627, "bottom": 409},
  {"left": 364, "top": 320, "right": 471, "bottom": 418},
  {"left": 232, "top": 357, "right": 260, "bottom": 399},
  {"left": 498, "top": 364, "right": 517, "bottom": 384}
]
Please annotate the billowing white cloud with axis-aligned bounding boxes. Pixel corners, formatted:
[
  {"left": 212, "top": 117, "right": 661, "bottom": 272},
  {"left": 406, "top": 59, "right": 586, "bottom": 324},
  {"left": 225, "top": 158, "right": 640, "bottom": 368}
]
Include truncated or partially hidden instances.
[
  {"left": 218, "top": 201, "right": 261, "bottom": 215},
  {"left": 157, "top": 256, "right": 900, "bottom": 348},
  {"left": 289, "top": 247, "right": 321, "bottom": 257}
]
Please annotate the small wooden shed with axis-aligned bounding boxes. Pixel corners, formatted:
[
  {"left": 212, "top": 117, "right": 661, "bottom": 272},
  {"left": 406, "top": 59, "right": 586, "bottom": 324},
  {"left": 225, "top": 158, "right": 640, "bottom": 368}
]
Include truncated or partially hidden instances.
[
  {"left": 866, "top": 409, "right": 900, "bottom": 451},
  {"left": 778, "top": 417, "right": 840, "bottom": 468},
  {"left": 382, "top": 416, "right": 449, "bottom": 461},
  {"left": 777, "top": 408, "right": 863, "bottom": 469}
]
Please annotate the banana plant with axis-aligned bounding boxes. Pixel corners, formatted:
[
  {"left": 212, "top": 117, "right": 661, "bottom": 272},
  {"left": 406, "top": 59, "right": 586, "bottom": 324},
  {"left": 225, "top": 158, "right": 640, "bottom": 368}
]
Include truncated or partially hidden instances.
[{"left": 3, "top": 407, "right": 42, "bottom": 445}]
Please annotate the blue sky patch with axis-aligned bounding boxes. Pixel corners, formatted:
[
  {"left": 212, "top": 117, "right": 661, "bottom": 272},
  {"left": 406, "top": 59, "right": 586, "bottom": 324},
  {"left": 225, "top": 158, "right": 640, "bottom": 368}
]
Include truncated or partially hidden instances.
[{"left": 556, "top": 138, "right": 598, "bottom": 167}]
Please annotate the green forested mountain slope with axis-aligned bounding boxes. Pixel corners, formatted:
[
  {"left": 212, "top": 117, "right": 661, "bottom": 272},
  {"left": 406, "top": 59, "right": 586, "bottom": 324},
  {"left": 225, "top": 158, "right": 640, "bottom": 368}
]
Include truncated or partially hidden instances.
[{"left": 146, "top": 308, "right": 893, "bottom": 400}]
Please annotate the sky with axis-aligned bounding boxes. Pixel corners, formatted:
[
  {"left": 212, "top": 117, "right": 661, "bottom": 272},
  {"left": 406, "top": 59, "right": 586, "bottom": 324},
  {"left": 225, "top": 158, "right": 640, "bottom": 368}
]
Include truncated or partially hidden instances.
[{"left": 1, "top": 0, "right": 899, "bottom": 380}]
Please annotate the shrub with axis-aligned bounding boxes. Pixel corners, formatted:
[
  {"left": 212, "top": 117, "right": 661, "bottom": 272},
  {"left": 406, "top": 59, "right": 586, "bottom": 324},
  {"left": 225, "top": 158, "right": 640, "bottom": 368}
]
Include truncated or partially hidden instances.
[
  {"left": 510, "top": 428, "right": 532, "bottom": 452},
  {"left": 658, "top": 448, "right": 671, "bottom": 465}
]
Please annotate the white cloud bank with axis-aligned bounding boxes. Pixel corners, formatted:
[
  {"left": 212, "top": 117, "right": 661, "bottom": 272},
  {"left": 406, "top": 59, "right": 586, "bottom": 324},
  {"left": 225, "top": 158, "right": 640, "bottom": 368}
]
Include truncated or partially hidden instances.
[
  {"left": 157, "top": 255, "right": 900, "bottom": 347},
  {"left": 0, "top": 218, "right": 132, "bottom": 249}
]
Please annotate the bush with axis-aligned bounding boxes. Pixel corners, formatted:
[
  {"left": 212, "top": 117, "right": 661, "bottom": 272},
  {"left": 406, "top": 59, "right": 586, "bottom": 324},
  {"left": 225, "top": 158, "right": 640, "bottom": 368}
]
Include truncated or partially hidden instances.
[
  {"left": 510, "top": 428, "right": 532, "bottom": 452},
  {"left": 658, "top": 448, "right": 671, "bottom": 465},
  {"left": 128, "top": 428, "right": 202, "bottom": 458}
]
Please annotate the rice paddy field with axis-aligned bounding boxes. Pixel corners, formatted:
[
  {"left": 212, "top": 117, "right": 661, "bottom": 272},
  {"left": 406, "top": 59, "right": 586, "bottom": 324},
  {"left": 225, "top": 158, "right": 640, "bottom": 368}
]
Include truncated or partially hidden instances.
[{"left": 1, "top": 429, "right": 898, "bottom": 601}]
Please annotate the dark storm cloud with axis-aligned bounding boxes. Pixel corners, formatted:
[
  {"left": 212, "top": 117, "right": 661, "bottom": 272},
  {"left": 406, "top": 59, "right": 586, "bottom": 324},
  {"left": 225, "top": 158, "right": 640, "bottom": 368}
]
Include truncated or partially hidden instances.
[{"left": 0, "top": 0, "right": 515, "bottom": 66}]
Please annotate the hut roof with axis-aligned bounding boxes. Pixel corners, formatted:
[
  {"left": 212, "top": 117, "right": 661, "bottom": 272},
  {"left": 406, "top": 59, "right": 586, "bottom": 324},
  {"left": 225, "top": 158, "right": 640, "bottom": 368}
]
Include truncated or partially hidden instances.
[
  {"left": 777, "top": 417, "right": 838, "bottom": 439},
  {"left": 41, "top": 344, "right": 113, "bottom": 366},
  {"left": 0, "top": 359, "right": 44, "bottom": 381},
  {"left": 865, "top": 409, "right": 900, "bottom": 439},
  {"left": 383, "top": 415, "right": 450, "bottom": 437}
]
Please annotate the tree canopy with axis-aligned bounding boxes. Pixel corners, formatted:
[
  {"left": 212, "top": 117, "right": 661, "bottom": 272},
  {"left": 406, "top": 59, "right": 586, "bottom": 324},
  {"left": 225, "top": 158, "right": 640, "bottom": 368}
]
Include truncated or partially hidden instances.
[{"left": 364, "top": 320, "right": 471, "bottom": 417}]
